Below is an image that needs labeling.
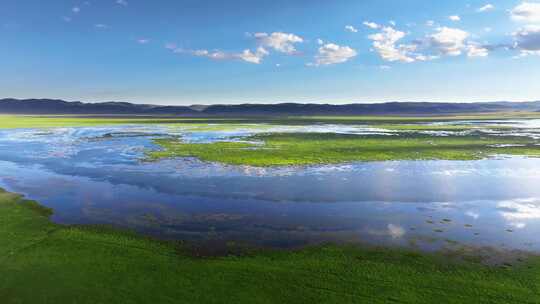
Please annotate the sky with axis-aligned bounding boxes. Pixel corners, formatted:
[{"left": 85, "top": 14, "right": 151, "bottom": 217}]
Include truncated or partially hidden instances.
[{"left": 1, "top": 0, "right": 540, "bottom": 105}]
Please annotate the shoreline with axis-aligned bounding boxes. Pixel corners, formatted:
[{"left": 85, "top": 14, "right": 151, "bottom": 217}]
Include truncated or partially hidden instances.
[{"left": 1, "top": 187, "right": 539, "bottom": 303}]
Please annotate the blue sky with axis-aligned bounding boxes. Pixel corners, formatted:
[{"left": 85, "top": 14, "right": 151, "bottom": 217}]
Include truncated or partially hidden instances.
[{"left": 1, "top": 0, "right": 540, "bottom": 105}]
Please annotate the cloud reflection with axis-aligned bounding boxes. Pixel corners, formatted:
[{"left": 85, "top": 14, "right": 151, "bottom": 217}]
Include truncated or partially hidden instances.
[
  {"left": 388, "top": 224, "right": 406, "bottom": 239},
  {"left": 498, "top": 198, "right": 540, "bottom": 220}
]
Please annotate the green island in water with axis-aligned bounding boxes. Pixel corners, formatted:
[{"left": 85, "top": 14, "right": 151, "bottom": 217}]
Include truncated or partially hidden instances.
[{"left": 149, "top": 132, "right": 540, "bottom": 166}]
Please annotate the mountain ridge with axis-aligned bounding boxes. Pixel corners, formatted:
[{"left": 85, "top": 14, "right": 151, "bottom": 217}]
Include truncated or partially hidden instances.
[{"left": 1, "top": 98, "right": 540, "bottom": 116}]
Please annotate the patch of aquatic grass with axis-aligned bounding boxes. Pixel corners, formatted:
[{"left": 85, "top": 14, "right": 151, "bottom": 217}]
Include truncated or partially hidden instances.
[
  {"left": 1, "top": 188, "right": 540, "bottom": 303},
  {"left": 149, "top": 132, "right": 540, "bottom": 166}
]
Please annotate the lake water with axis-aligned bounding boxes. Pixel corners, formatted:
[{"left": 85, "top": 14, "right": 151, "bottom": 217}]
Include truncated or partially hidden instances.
[{"left": 1, "top": 124, "right": 540, "bottom": 252}]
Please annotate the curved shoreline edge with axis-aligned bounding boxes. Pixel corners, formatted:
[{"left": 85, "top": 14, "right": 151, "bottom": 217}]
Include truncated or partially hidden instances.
[{"left": 1, "top": 188, "right": 539, "bottom": 303}]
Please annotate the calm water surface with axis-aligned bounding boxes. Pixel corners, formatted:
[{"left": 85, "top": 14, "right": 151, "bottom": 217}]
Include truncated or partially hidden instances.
[{"left": 1, "top": 124, "right": 540, "bottom": 252}]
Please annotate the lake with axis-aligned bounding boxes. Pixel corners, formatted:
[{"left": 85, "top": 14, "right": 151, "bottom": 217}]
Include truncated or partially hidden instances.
[{"left": 1, "top": 123, "right": 540, "bottom": 252}]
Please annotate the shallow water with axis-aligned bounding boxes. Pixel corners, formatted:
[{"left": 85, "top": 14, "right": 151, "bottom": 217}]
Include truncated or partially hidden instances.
[{"left": 1, "top": 123, "right": 540, "bottom": 252}]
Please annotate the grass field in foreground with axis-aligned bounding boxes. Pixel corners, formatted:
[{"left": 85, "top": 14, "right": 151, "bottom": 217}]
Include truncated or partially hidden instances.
[
  {"left": 149, "top": 133, "right": 540, "bottom": 166},
  {"left": 1, "top": 188, "right": 539, "bottom": 304}
]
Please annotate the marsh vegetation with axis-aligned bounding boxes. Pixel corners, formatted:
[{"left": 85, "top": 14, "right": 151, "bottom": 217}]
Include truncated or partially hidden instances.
[
  {"left": 150, "top": 132, "right": 540, "bottom": 166},
  {"left": 1, "top": 114, "right": 540, "bottom": 303}
]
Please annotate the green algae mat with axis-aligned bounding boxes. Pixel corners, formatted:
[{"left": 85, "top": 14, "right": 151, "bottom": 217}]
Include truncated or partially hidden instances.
[{"left": 1, "top": 189, "right": 539, "bottom": 304}]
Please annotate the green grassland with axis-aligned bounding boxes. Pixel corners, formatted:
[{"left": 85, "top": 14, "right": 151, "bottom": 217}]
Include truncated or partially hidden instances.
[
  {"left": 149, "top": 133, "right": 540, "bottom": 166},
  {"left": 1, "top": 112, "right": 540, "bottom": 129},
  {"left": 0, "top": 115, "right": 249, "bottom": 129},
  {"left": 1, "top": 188, "right": 539, "bottom": 304}
]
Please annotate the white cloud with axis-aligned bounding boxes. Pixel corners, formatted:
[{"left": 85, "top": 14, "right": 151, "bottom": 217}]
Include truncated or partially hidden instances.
[
  {"left": 253, "top": 32, "right": 303, "bottom": 54},
  {"left": 237, "top": 47, "right": 269, "bottom": 64},
  {"left": 478, "top": 4, "right": 495, "bottom": 12},
  {"left": 379, "top": 65, "right": 391, "bottom": 70},
  {"left": 171, "top": 46, "right": 269, "bottom": 64},
  {"left": 168, "top": 32, "right": 302, "bottom": 64},
  {"left": 367, "top": 26, "right": 479, "bottom": 62},
  {"left": 449, "top": 15, "right": 461, "bottom": 22},
  {"left": 345, "top": 25, "right": 358, "bottom": 33},
  {"left": 72, "top": 7, "right": 81, "bottom": 13},
  {"left": 316, "top": 38, "right": 324, "bottom": 45},
  {"left": 312, "top": 43, "right": 357, "bottom": 66},
  {"left": 511, "top": 2, "right": 540, "bottom": 23},
  {"left": 116, "top": 0, "right": 128, "bottom": 6},
  {"left": 467, "top": 43, "right": 489, "bottom": 57},
  {"left": 363, "top": 21, "right": 380, "bottom": 29},
  {"left": 137, "top": 38, "right": 150, "bottom": 44},
  {"left": 484, "top": 27, "right": 493, "bottom": 32},
  {"left": 368, "top": 26, "right": 416, "bottom": 62},
  {"left": 190, "top": 49, "right": 209, "bottom": 56},
  {"left": 513, "top": 25, "right": 540, "bottom": 56},
  {"left": 414, "top": 54, "right": 439, "bottom": 61},
  {"left": 426, "top": 20, "right": 435, "bottom": 27},
  {"left": 429, "top": 27, "right": 470, "bottom": 56},
  {"left": 389, "top": 20, "right": 396, "bottom": 26},
  {"left": 63, "top": 16, "right": 72, "bottom": 22}
]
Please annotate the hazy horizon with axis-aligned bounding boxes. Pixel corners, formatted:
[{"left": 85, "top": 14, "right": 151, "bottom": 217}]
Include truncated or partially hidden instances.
[{"left": 3, "top": 97, "right": 540, "bottom": 107}]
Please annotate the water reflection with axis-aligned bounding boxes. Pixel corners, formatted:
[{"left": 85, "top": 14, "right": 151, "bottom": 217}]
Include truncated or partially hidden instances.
[{"left": 0, "top": 124, "right": 539, "bottom": 252}]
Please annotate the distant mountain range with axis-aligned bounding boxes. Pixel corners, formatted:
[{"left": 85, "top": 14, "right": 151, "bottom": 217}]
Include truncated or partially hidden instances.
[{"left": 1, "top": 98, "right": 540, "bottom": 116}]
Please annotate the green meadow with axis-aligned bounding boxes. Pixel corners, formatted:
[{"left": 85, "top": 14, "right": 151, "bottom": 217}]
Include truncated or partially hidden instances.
[
  {"left": 149, "top": 133, "right": 540, "bottom": 166},
  {"left": 0, "top": 115, "right": 248, "bottom": 129},
  {"left": 1, "top": 112, "right": 540, "bottom": 129},
  {"left": 1, "top": 188, "right": 539, "bottom": 304}
]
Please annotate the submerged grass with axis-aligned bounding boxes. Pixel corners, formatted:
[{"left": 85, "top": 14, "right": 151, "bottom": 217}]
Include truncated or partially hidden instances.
[
  {"left": 1, "top": 188, "right": 539, "bottom": 304},
  {"left": 149, "top": 133, "right": 540, "bottom": 166}
]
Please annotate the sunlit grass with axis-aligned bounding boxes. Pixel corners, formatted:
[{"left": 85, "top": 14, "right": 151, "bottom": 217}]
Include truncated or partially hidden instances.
[
  {"left": 1, "top": 112, "right": 540, "bottom": 129},
  {"left": 0, "top": 115, "right": 251, "bottom": 129},
  {"left": 149, "top": 133, "right": 540, "bottom": 166}
]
